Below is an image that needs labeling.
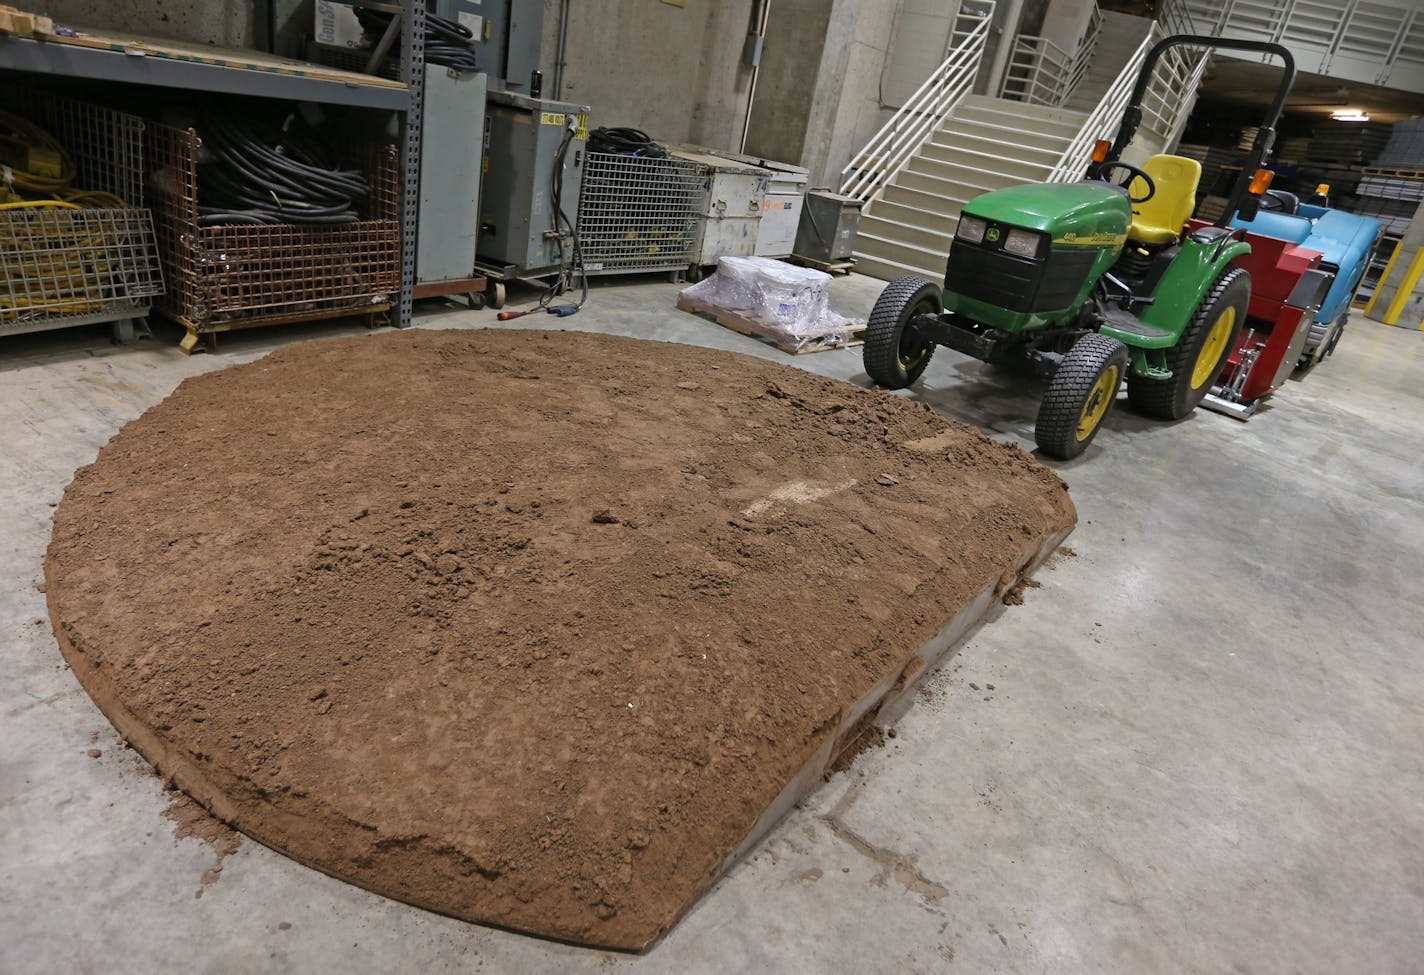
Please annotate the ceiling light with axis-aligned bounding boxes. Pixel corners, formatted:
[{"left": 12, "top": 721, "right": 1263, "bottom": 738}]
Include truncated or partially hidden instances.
[{"left": 1331, "top": 110, "right": 1371, "bottom": 122}]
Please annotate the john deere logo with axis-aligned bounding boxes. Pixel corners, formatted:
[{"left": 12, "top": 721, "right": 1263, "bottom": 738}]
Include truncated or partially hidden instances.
[{"left": 986, "top": 228, "right": 1001, "bottom": 242}]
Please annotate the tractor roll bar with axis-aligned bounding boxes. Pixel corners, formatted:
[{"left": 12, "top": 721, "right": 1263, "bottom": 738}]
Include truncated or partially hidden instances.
[{"left": 1107, "top": 35, "right": 1296, "bottom": 228}]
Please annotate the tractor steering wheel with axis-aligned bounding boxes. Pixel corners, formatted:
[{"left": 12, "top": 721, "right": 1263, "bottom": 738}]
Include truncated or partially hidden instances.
[{"left": 1091, "top": 161, "right": 1156, "bottom": 204}]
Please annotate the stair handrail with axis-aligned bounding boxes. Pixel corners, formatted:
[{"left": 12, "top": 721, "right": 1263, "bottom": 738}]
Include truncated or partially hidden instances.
[
  {"left": 1000, "top": 4, "right": 1103, "bottom": 107},
  {"left": 1162, "top": 48, "right": 1211, "bottom": 151},
  {"left": 1063, "top": 4, "right": 1104, "bottom": 102},
  {"left": 1046, "top": 27, "right": 1156, "bottom": 183},
  {"left": 840, "top": 2, "right": 995, "bottom": 204},
  {"left": 1000, "top": 35, "right": 1072, "bottom": 104},
  {"left": 1047, "top": 13, "right": 1209, "bottom": 184}
]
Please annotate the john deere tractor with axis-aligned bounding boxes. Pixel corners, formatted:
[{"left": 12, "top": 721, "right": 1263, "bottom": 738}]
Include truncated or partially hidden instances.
[{"left": 863, "top": 36, "right": 1296, "bottom": 459}]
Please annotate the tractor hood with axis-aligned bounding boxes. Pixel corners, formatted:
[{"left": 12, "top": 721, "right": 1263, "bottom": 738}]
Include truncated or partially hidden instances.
[{"left": 962, "top": 182, "right": 1132, "bottom": 245}]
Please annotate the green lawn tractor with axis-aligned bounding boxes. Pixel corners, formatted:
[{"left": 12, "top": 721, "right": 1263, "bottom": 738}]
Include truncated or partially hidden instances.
[{"left": 863, "top": 36, "right": 1297, "bottom": 459}]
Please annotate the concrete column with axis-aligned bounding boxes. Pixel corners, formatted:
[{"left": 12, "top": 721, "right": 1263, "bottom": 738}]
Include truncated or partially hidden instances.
[{"left": 1366, "top": 197, "right": 1424, "bottom": 330}]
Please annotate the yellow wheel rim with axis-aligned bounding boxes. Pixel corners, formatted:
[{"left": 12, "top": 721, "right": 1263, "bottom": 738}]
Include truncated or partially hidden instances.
[
  {"left": 1192, "top": 306, "right": 1236, "bottom": 389},
  {"left": 1076, "top": 363, "right": 1119, "bottom": 442},
  {"left": 898, "top": 298, "right": 936, "bottom": 370}
]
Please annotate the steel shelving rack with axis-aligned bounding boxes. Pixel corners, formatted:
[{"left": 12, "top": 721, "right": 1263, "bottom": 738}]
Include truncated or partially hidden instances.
[{"left": 0, "top": 3, "right": 428, "bottom": 331}]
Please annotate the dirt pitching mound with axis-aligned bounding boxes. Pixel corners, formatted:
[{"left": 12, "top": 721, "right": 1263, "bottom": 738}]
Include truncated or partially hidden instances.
[{"left": 46, "top": 328, "right": 1075, "bottom": 948}]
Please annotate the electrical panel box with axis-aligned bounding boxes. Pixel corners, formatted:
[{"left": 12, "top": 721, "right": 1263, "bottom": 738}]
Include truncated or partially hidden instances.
[
  {"left": 312, "top": 1, "right": 544, "bottom": 91},
  {"left": 478, "top": 90, "right": 589, "bottom": 276},
  {"left": 437, "top": 0, "right": 545, "bottom": 93},
  {"left": 417, "top": 65, "right": 486, "bottom": 287},
  {"left": 795, "top": 191, "right": 862, "bottom": 264}
]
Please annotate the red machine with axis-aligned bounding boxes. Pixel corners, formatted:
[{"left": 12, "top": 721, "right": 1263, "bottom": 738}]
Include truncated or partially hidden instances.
[{"left": 1190, "top": 219, "right": 1333, "bottom": 419}]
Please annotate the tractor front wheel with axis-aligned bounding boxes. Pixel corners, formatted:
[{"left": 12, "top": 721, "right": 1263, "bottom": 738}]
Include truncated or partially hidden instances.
[
  {"left": 864, "top": 276, "right": 941, "bottom": 389},
  {"left": 1034, "top": 332, "right": 1129, "bottom": 460},
  {"left": 1128, "top": 266, "right": 1249, "bottom": 420}
]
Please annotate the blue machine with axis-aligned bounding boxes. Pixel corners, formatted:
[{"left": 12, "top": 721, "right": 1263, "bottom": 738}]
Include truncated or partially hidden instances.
[{"left": 1230, "top": 193, "right": 1383, "bottom": 371}]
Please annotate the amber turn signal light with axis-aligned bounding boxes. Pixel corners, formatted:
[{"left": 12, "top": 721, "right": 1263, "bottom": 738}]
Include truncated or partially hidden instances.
[
  {"left": 1091, "top": 139, "right": 1110, "bottom": 163},
  {"left": 1248, "top": 169, "right": 1274, "bottom": 195}
]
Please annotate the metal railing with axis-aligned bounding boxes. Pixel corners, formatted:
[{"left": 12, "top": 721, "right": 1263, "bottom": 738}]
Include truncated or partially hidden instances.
[
  {"left": 839, "top": 2, "right": 994, "bottom": 204},
  {"left": 1184, "top": 0, "right": 1423, "bottom": 90},
  {"left": 1046, "top": 15, "right": 1208, "bottom": 184},
  {"left": 1047, "top": 30, "right": 1153, "bottom": 184},
  {"left": 999, "top": 5, "right": 1102, "bottom": 106},
  {"left": 1000, "top": 36, "right": 1073, "bottom": 104}
]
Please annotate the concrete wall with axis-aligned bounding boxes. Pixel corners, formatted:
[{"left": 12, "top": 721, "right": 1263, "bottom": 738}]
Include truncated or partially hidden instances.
[
  {"left": 39, "top": 0, "right": 259, "bottom": 46},
  {"left": 811, "top": 0, "right": 901, "bottom": 188},
  {"left": 549, "top": 0, "right": 756, "bottom": 148},
  {"left": 1038, "top": 0, "right": 1096, "bottom": 52},
  {"left": 742, "top": 0, "right": 834, "bottom": 166},
  {"left": 39, "top": 0, "right": 310, "bottom": 53},
  {"left": 1367, "top": 200, "right": 1424, "bottom": 329}
]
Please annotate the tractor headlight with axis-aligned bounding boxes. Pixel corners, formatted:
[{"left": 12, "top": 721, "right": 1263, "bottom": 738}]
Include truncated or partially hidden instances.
[
  {"left": 1003, "top": 228, "right": 1044, "bottom": 259},
  {"left": 957, "top": 215, "right": 986, "bottom": 244}
]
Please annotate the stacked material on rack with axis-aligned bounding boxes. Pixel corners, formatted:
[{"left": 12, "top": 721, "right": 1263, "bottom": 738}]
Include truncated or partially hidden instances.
[
  {"left": 1276, "top": 136, "right": 1311, "bottom": 162},
  {"left": 1176, "top": 143, "right": 1239, "bottom": 193},
  {"left": 1236, "top": 126, "right": 1259, "bottom": 152},
  {"left": 1352, "top": 197, "right": 1415, "bottom": 236},
  {"left": 1374, "top": 118, "right": 1424, "bottom": 171},
  {"left": 1305, "top": 120, "right": 1392, "bottom": 165},
  {"left": 1357, "top": 173, "right": 1424, "bottom": 203}
]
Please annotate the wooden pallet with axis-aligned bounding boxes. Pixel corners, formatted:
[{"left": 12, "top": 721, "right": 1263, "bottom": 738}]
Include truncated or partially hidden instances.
[
  {"left": 786, "top": 255, "right": 858, "bottom": 276},
  {"left": 677, "top": 295, "right": 865, "bottom": 355},
  {"left": 1362, "top": 166, "right": 1424, "bottom": 179},
  {"left": 0, "top": 6, "right": 52, "bottom": 35}
]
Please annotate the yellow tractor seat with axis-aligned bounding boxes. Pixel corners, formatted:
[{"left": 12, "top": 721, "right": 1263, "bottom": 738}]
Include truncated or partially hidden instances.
[{"left": 1127, "top": 154, "right": 1202, "bottom": 245}]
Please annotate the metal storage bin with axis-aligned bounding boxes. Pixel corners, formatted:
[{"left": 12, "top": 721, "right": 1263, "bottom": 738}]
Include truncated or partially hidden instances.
[
  {"left": 672, "top": 145, "right": 809, "bottom": 258},
  {"left": 576, "top": 152, "right": 706, "bottom": 277},
  {"left": 146, "top": 122, "right": 399, "bottom": 352},
  {"left": 667, "top": 146, "right": 768, "bottom": 272},
  {"left": 1, "top": 91, "right": 163, "bottom": 339},
  {"left": 794, "top": 191, "right": 863, "bottom": 265}
]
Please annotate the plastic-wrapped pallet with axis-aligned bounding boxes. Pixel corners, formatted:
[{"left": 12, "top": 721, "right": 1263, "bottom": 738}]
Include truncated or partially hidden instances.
[{"left": 676, "top": 256, "right": 862, "bottom": 353}]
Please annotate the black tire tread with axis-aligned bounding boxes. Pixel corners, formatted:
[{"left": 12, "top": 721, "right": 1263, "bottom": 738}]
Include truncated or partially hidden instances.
[
  {"left": 863, "top": 275, "right": 940, "bottom": 389},
  {"left": 1035, "top": 332, "right": 1128, "bottom": 460}
]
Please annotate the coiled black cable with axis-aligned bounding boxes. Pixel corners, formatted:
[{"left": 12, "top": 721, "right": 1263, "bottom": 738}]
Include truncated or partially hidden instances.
[
  {"left": 587, "top": 127, "right": 666, "bottom": 158},
  {"left": 196, "top": 113, "right": 369, "bottom": 226},
  {"left": 352, "top": 6, "right": 479, "bottom": 72}
]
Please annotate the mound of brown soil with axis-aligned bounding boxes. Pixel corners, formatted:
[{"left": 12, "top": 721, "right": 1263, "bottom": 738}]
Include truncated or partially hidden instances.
[{"left": 46, "top": 328, "right": 1074, "bottom": 948}]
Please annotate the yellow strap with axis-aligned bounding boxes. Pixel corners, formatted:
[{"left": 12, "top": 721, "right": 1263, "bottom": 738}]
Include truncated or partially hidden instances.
[
  {"left": 0, "top": 199, "right": 81, "bottom": 210},
  {"left": 1364, "top": 243, "right": 1402, "bottom": 315},
  {"left": 1382, "top": 246, "right": 1424, "bottom": 327}
]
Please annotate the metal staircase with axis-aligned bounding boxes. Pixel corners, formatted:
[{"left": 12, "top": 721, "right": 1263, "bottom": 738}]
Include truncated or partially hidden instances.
[
  {"left": 843, "top": 1, "right": 1206, "bottom": 284},
  {"left": 854, "top": 95, "right": 1090, "bottom": 281}
]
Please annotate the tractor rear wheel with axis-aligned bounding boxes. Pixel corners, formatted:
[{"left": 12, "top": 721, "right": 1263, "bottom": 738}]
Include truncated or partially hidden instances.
[
  {"left": 1127, "top": 266, "right": 1249, "bottom": 420},
  {"left": 864, "top": 276, "right": 941, "bottom": 389},
  {"left": 1034, "top": 332, "right": 1129, "bottom": 460}
]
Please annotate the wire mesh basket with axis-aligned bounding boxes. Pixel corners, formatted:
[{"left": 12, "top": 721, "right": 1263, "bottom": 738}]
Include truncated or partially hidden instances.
[
  {"left": 1, "top": 209, "right": 162, "bottom": 331},
  {"left": 577, "top": 152, "right": 707, "bottom": 276},
  {"left": 0, "top": 90, "right": 162, "bottom": 336},
  {"left": 146, "top": 122, "right": 399, "bottom": 341}
]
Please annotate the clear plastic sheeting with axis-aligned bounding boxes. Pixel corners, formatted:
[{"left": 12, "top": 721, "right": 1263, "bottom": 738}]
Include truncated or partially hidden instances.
[{"left": 677, "top": 256, "right": 862, "bottom": 353}]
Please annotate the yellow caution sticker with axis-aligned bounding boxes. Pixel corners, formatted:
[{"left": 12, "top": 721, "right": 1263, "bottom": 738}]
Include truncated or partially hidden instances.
[
  {"left": 575, "top": 112, "right": 589, "bottom": 141},
  {"left": 540, "top": 111, "right": 566, "bottom": 126},
  {"left": 1052, "top": 231, "right": 1128, "bottom": 246}
]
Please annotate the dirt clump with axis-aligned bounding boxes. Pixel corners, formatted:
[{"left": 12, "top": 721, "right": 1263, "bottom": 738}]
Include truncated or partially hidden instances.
[{"left": 45, "top": 328, "right": 1074, "bottom": 948}]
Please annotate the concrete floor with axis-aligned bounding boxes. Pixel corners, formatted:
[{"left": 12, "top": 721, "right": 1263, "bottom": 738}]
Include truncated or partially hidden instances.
[{"left": 3, "top": 278, "right": 1422, "bottom": 974}]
